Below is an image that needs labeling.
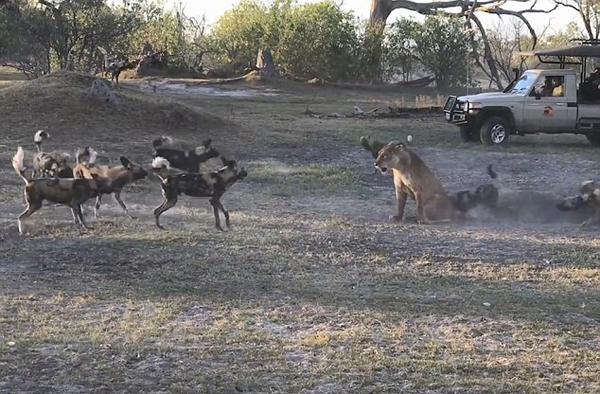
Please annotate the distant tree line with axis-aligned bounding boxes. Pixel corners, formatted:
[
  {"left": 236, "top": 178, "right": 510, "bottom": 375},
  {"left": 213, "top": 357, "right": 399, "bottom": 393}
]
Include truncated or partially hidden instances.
[{"left": 0, "top": 0, "right": 592, "bottom": 88}]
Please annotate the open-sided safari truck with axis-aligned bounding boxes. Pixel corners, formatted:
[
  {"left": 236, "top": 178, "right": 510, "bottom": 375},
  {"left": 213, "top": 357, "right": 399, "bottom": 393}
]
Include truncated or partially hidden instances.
[{"left": 443, "top": 40, "right": 600, "bottom": 146}]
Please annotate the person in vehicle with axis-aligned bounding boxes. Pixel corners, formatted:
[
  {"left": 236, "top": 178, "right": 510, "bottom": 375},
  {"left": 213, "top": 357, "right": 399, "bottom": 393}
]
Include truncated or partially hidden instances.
[{"left": 581, "top": 67, "right": 600, "bottom": 102}]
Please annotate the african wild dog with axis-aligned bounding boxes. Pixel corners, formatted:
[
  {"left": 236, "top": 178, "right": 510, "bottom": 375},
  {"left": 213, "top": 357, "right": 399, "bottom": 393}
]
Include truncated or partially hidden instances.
[
  {"left": 450, "top": 165, "right": 499, "bottom": 216},
  {"left": 32, "top": 130, "right": 74, "bottom": 178},
  {"left": 73, "top": 147, "right": 148, "bottom": 219},
  {"left": 557, "top": 180, "right": 600, "bottom": 226},
  {"left": 98, "top": 46, "right": 139, "bottom": 85},
  {"left": 151, "top": 156, "right": 247, "bottom": 230},
  {"left": 12, "top": 147, "right": 109, "bottom": 234},
  {"left": 152, "top": 136, "right": 220, "bottom": 173}
]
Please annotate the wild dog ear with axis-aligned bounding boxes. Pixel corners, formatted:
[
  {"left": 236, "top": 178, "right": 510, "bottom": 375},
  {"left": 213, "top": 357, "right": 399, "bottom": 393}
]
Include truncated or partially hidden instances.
[
  {"left": 203, "top": 139, "right": 212, "bottom": 148},
  {"left": 120, "top": 156, "right": 133, "bottom": 169},
  {"left": 227, "top": 160, "right": 237, "bottom": 169},
  {"left": 221, "top": 156, "right": 228, "bottom": 166}
]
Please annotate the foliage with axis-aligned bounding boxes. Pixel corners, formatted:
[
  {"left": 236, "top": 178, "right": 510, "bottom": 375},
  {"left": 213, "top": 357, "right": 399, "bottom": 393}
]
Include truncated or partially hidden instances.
[
  {"left": 554, "top": 0, "right": 600, "bottom": 40},
  {"left": 413, "top": 14, "right": 474, "bottom": 88},
  {"left": 210, "top": 0, "right": 269, "bottom": 70},
  {"left": 274, "top": 1, "right": 358, "bottom": 81},
  {"left": 384, "top": 17, "right": 420, "bottom": 82}
]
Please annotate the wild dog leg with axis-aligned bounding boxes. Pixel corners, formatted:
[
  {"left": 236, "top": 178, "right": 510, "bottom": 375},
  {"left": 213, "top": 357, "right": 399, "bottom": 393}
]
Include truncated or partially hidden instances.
[
  {"left": 153, "top": 194, "right": 178, "bottom": 230},
  {"left": 209, "top": 197, "right": 225, "bottom": 231},
  {"left": 94, "top": 195, "right": 103, "bottom": 219},
  {"left": 75, "top": 204, "right": 91, "bottom": 231},
  {"left": 581, "top": 209, "right": 600, "bottom": 227},
  {"left": 113, "top": 190, "right": 135, "bottom": 219},
  {"left": 215, "top": 199, "right": 231, "bottom": 228},
  {"left": 17, "top": 201, "right": 42, "bottom": 235}
]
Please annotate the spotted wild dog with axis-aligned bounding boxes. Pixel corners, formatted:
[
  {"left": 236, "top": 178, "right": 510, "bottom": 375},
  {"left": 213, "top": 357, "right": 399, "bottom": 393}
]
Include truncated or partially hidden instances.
[
  {"left": 12, "top": 147, "right": 109, "bottom": 234},
  {"left": 151, "top": 156, "right": 247, "bottom": 230},
  {"left": 32, "top": 130, "right": 74, "bottom": 178},
  {"left": 73, "top": 147, "right": 148, "bottom": 219},
  {"left": 375, "top": 142, "right": 454, "bottom": 223},
  {"left": 152, "top": 136, "right": 220, "bottom": 173},
  {"left": 450, "top": 164, "right": 499, "bottom": 216},
  {"left": 557, "top": 180, "right": 600, "bottom": 226}
]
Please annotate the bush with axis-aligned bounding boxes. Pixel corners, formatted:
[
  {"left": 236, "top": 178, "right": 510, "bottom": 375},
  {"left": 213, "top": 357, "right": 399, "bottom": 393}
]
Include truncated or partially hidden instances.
[{"left": 413, "top": 15, "right": 473, "bottom": 88}]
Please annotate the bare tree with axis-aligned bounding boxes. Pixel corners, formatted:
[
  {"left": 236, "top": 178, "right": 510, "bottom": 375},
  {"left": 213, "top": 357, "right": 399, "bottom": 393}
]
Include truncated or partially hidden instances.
[
  {"left": 369, "top": 0, "right": 557, "bottom": 89},
  {"left": 554, "top": 0, "right": 600, "bottom": 40}
]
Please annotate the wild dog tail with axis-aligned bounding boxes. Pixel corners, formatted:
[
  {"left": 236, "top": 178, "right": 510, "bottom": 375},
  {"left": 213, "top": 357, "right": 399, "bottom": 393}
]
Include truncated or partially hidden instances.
[
  {"left": 487, "top": 164, "right": 498, "bottom": 179},
  {"left": 12, "top": 147, "right": 32, "bottom": 183},
  {"left": 152, "top": 136, "right": 173, "bottom": 149},
  {"left": 360, "top": 135, "right": 386, "bottom": 159},
  {"left": 152, "top": 156, "right": 171, "bottom": 170},
  {"left": 34, "top": 130, "right": 50, "bottom": 152}
]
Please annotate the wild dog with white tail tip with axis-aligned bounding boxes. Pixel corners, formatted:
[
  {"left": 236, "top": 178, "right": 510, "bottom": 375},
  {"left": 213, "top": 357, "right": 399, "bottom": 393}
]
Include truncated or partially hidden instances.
[
  {"left": 12, "top": 147, "right": 108, "bottom": 234},
  {"left": 557, "top": 180, "right": 600, "bottom": 226},
  {"left": 152, "top": 156, "right": 247, "bottom": 230},
  {"left": 32, "top": 130, "right": 74, "bottom": 178},
  {"left": 152, "top": 136, "right": 220, "bottom": 173},
  {"left": 73, "top": 148, "right": 148, "bottom": 219}
]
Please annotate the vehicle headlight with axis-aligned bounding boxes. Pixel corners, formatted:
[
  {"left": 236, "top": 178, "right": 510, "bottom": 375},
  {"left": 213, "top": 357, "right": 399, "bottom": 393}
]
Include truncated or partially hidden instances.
[{"left": 468, "top": 102, "right": 482, "bottom": 110}]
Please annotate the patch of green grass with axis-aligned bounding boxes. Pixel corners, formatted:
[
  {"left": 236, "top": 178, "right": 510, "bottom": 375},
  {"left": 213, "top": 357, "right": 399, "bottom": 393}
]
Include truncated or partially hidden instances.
[{"left": 246, "top": 160, "right": 361, "bottom": 196}]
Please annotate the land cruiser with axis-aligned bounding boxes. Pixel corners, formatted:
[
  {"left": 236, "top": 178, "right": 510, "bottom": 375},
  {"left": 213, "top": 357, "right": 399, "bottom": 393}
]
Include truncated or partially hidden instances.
[{"left": 443, "top": 42, "right": 600, "bottom": 146}]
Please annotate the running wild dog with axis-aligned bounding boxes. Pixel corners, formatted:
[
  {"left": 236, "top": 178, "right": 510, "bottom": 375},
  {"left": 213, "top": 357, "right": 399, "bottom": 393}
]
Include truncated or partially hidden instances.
[
  {"left": 152, "top": 136, "right": 220, "bottom": 173},
  {"left": 73, "top": 148, "right": 148, "bottom": 219},
  {"left": 32, "top": 130, "right": 74, "bottom": 178},
  {"left": 557, "top": 180, "right": 600, "bottom": 226},
  {"left": 12, "top": 147, "right": 108, "bottom": 234},
  {"left": 152, "top": 156, "right": 247, "bottom": 230}
]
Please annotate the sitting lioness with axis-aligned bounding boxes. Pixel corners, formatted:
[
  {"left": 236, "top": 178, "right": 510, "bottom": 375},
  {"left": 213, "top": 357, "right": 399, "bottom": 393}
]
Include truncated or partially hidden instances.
[{"left": 374, "top": 142, "right": 455, "bottom": 223}]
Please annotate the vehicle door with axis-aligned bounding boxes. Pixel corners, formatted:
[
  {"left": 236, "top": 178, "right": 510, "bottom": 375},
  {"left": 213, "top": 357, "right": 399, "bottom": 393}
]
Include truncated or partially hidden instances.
[{"left": 522, "top": 75, "right": 569, "bottom": 133}]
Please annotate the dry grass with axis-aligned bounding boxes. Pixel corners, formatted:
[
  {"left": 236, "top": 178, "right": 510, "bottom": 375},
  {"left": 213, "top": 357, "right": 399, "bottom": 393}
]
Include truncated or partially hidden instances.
[{"left": 0, "top": 71, "right": 599, "bottom": 393}]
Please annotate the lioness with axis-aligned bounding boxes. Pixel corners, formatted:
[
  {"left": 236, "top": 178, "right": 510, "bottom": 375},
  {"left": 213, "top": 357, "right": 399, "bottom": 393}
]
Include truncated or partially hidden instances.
[{"left": 374, "top": 142, "right": 454, "bottom": 223}]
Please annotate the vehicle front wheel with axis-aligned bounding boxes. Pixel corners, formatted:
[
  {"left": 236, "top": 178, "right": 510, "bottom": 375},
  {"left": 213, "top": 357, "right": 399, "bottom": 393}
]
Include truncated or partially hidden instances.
[
  {"left": 459, "top": 126, "right": 478, "bottom": 142},
  {"left": 587, "top": 133, "right": 600, "bottom": 146},
  {"left": 480, "top": 116, "right": 510, "bottom": 146}
]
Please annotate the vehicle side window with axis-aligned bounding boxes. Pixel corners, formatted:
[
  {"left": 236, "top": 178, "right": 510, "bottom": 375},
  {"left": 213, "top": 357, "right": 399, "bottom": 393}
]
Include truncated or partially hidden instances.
[{"left": 531, "top": 76, "right": 565, "bottom": 98}]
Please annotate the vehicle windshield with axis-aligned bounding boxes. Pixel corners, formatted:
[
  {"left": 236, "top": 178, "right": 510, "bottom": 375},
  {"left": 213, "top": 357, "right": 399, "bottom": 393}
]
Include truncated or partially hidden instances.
[{"left": 507, "top": 71, "right": 537, "bottom": 94}]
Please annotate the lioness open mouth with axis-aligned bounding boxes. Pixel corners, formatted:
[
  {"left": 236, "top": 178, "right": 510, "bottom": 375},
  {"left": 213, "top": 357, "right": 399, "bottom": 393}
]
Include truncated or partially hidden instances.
[{"left": 377, "top": 166, "right": 388, "bottom": 173}]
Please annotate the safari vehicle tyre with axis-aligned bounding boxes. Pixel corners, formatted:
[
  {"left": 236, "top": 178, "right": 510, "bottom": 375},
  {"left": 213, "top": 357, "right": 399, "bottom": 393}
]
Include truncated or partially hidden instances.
[
  {"left": 587, "top": 133, "right": 600, "bottom": 146},
  {"left": 480, "top": 116, "right": 510, "bottom": 146},
  {"left": 459, "top": 126, "right": 478, "bottom": 142}
]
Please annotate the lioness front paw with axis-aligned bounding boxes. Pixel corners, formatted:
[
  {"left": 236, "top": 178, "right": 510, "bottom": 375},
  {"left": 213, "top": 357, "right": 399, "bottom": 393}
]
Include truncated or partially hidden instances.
[{"left": 389, "top": 215, "right": 403, "bottom": 222}]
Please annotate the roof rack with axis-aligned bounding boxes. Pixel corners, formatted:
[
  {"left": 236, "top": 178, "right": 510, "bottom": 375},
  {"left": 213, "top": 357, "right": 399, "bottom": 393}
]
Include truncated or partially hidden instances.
[{"left": 568, "top": 38, "right": 600, "bottom": 46}]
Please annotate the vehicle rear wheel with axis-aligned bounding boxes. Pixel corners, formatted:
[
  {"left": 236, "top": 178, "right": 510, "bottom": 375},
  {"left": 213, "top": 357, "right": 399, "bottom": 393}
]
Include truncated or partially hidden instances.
[
  {"left": 480, "top": 116, "right": 510, "bottom": 146},
  {"left": 459, "top": 126, "right": 478, "bottom": 142},
  {"left": 587, "top": 133, "right": 600, "bottom": 146}
]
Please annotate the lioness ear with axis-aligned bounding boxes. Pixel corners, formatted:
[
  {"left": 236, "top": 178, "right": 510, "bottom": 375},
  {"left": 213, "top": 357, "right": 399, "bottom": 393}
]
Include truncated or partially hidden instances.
[{"left": 395, "top": 142, "right": 406, "bottom": 150}]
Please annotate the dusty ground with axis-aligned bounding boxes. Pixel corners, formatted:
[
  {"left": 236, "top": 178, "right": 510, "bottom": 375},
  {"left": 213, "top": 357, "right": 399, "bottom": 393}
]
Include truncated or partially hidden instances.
[{"left": 0, "top": 71, "right": 599, "bottom": 394}]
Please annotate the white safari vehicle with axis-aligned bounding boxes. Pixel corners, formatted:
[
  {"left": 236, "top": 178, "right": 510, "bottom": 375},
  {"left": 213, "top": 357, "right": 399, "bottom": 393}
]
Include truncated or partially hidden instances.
[{"left": 443, "top": 41, "right": 600, "bottom": 146}]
